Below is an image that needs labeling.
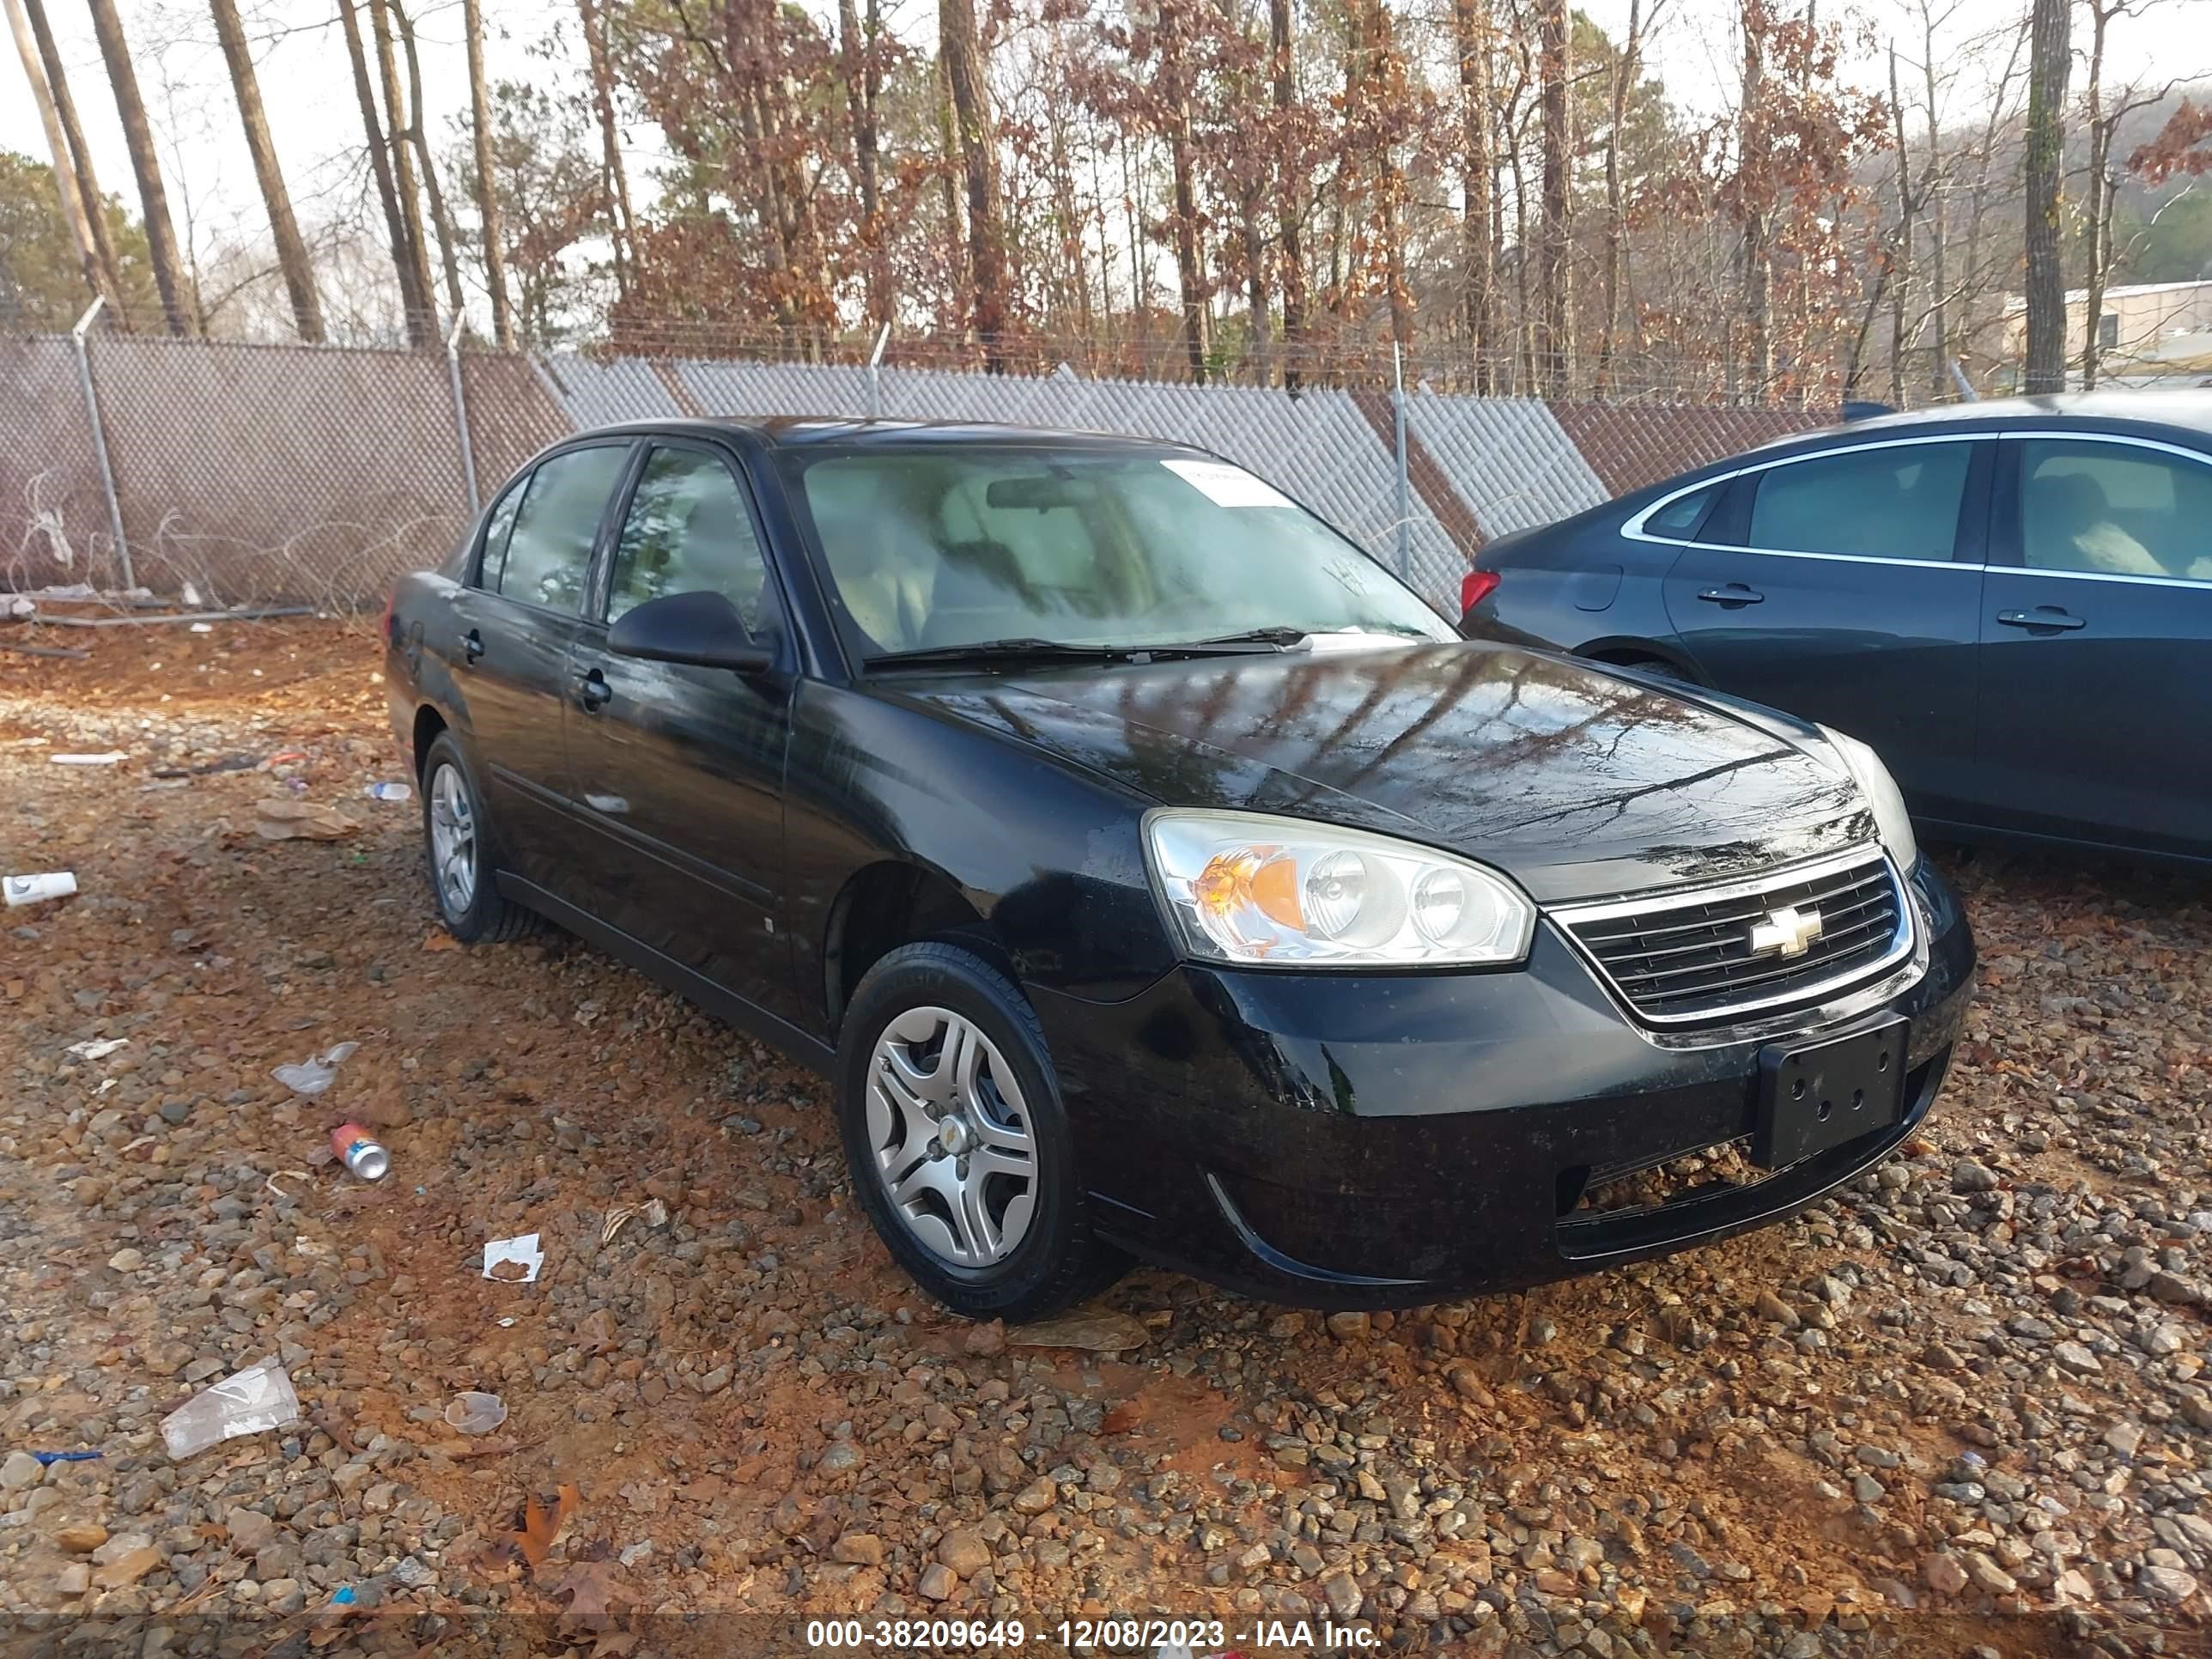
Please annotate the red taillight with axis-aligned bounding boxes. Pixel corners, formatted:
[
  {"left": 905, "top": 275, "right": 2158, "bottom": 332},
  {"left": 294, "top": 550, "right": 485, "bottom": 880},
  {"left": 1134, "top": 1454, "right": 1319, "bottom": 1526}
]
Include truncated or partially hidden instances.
[{"left": 1460, "top": 569, "right": 1501, "bottom": 614}]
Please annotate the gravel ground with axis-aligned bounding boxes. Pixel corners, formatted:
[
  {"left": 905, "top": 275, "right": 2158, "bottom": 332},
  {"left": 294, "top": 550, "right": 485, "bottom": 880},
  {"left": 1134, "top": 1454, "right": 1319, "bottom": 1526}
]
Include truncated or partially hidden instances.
[{"left": 2, "top": 619, "right": 2209, "bottom": 1659}]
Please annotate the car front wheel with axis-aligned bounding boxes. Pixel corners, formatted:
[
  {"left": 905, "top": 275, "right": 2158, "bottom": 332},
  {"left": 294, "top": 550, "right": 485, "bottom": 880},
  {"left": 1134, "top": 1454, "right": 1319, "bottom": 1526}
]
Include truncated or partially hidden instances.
[{"left": 836, "top": 941, "right": 1121, "bottom": 1321}]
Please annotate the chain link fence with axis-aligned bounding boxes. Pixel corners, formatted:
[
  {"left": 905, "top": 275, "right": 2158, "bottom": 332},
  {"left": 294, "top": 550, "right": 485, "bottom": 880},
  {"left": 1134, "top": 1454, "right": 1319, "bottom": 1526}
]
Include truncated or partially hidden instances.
[{"left": 2, "top": 321, "right": 1829, "bottom": 617}]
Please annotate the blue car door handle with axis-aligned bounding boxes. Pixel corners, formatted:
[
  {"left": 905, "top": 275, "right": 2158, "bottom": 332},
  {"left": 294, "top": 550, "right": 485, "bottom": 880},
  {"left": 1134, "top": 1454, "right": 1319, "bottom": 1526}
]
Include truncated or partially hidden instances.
[
  {"left": 1696, "top": 585, "right": 1764, "bottom": 607},
  {"left": 1996, "top": 608, "right": 2087, "bottom": 632}
]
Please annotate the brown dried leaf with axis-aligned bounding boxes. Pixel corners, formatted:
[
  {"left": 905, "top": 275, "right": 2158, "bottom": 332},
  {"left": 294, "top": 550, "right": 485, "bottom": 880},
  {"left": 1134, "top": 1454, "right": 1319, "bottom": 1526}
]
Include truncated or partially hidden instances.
[
  {"left": 549, "top": 1557, "right": 624, "bottom": 1623},
  {"left": 504, "top": 1481, "right": 580, "bottom": 1570}
]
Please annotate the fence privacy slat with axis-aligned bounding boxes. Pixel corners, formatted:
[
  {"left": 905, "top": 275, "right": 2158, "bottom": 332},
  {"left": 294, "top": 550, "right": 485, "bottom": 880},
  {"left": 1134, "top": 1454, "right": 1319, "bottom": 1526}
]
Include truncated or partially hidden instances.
[{"left": 3, "top": 336, "right": 1827, "bottom": 612}]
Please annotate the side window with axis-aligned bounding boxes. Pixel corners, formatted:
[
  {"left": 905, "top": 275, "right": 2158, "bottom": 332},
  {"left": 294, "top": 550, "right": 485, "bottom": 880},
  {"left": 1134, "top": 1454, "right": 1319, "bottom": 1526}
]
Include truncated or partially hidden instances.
[
  {"left": 2018, "top": 440, "right": 2212, "bottom": 582},
  {"left": 1644, "top": 483, "right": 1720, "bottom": 542},
  {"left": 494, "top": 445, "right": 629, "bottom": 613},
  {"left": 1747, "top": 443, "right": 1972, "bottom": 562},
  {"left": 471, "top": 475, "right": 528, "bottom": 586},
  {"left": 606, "top": 447, "right": 777, "bottom": 632}
]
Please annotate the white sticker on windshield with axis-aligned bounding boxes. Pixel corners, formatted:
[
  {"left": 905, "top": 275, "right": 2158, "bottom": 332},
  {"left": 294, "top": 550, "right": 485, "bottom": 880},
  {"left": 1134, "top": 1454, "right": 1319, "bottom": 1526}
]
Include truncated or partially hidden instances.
[{"left": 1161, "top": 459, "right": 1296, "bottom": 510}]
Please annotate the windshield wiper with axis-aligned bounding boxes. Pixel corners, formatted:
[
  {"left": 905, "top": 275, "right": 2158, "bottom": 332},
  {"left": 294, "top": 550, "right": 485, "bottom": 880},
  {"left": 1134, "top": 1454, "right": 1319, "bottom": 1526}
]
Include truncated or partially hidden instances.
[{"left": 864, "top": 637, "right": 1134, "bottom": 670}]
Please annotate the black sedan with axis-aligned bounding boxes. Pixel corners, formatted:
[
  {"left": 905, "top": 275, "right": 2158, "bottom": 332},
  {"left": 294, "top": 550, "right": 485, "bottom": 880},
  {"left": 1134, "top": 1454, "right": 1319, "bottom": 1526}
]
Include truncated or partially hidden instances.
[
  {"left": 1461, "top": 390, "right": 2212, "bottom": 866},
  {"left": 384, "top": 418, "right": 1974, "bottom": 1319}
]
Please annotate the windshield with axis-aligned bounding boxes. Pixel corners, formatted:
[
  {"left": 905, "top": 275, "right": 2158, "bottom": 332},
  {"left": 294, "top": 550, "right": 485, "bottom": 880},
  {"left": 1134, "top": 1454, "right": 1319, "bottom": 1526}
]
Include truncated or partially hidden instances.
[{"left": 783, "top": 447, "right": 1454, "bottom": 661}]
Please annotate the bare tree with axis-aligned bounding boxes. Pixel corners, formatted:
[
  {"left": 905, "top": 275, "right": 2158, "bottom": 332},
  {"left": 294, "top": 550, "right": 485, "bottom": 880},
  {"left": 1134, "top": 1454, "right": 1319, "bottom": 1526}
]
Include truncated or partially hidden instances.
[
  {"left": 461, "top": 0, "right": 512, "bottom": 346},
  {"left": 368, "top": 0, "right": 438, "bottom": 334},
  {"left": 84, "top": 0, "right": 197, "bottom": 333},
  {"left": 1535, "top": 0, "right": 1571, "bottom": 391},
  {"left": 21, "top": 0, "right": 126, "bottom": 313},
  {"left": 837, "top": 0, "right": 886, "bottom": 332},
  {"left": 1452, "top": 0, "right": 1498, "bottom": 388},
  {"left": 1737, "top": 0, "right": 1771, "bottom": 391},
  {"left": 574, "top": 0, "right": 636, "bottom": 300},
  {"left": 4, "top": 0, "right": 107, "bottom": 307},
  {"left": 940, "top": 0, "right": 1009, "bottom": 367},
  {"left": 1596, "top": 0, "right": 1653, "bottom": 392},
  {"left": 207, "top": 0, "right": 324, "bottom": 341},
  {"left": 2021, "top": 0, "right": 2070, "bottom": 393},
  {"left": 1268, "top": 0, "right": 1308, "bottom": 386},
  {"left": 392, "top": 0, "right": 465, "bottom": 321},
  {"left": 2075, "top": 0, "right": 2167, "bottom": 387},
  {"left": 336, "top": 0, "right": 427, "bottom": 343}
]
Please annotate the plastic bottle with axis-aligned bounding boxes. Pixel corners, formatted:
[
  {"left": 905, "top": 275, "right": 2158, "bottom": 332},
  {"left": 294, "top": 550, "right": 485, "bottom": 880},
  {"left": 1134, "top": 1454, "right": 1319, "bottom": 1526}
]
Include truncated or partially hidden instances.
[{"left": 161, "top": 1358, "right": 301, "bottom": 1460}]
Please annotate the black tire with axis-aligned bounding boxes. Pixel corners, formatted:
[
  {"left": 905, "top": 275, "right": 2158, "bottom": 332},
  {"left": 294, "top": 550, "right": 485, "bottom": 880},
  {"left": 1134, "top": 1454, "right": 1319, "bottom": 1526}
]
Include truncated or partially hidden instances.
[
  {"left": 1601, "top": 653, "right": 1694, "bottom": 684},
  {"left": 836, "top": 941, "right": 1123, "bottom": 1322},
  {"left": 418, "top": 732, "right": 539, "bottom": 944}
]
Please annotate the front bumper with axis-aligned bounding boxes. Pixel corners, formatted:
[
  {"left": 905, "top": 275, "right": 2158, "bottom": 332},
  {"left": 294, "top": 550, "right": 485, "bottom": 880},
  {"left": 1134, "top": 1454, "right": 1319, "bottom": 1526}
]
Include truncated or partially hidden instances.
[{"left": 1031, "top": 860, "right": 1974, "bottom": 1308}]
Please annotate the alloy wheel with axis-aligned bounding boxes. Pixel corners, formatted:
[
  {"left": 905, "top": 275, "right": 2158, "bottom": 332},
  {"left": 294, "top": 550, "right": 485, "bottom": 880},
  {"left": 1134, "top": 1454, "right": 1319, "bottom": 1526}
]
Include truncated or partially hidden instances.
[
  {"left": 428, "top": 763, "right": 477, "bottom": 915},
  {"left": 864, "top": 1005, "right": 1037, "bottom": 1268}
]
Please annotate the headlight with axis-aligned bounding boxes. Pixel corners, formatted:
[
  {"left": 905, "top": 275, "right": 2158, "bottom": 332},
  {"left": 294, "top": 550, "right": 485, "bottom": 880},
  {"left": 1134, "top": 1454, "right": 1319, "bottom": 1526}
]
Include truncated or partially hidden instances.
[
  {"left": 1143, "top": 810, "right": 1534, "bottom": 969},
  {"left": 1818, "top": 726, "right": 1919, "bottom": 873}
]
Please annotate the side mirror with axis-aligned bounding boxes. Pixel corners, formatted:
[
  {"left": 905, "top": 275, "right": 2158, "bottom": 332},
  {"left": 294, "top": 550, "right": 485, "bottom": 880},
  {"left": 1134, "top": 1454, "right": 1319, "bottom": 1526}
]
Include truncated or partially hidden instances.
[{"left": 607, "top": 589, "right": 772, "bottom": 673}]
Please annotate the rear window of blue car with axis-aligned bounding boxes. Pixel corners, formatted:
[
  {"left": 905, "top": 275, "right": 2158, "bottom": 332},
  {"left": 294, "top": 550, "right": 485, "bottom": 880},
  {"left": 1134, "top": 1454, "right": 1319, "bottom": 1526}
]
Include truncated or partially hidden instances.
[{"left": 1644, "top": 483, "right": 1719, "bottom": 541}]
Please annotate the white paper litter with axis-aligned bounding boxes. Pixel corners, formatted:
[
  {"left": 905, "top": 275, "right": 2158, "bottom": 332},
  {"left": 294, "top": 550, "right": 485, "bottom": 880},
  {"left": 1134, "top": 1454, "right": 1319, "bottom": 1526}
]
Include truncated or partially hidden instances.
[
  {"left": 65, "top": 1037, "right": 130, "bottom": 1060},
  {"left": 3, "top": 872, "right": 77, "bottom": 907},
  {"left": 50, "top": 751, "right": 128, "bottom": 766},
  {"left": 483, "top": 1233, "right": 544, "bottom": 1283},
  {"left": 271, "top": 1041, "right": 360, "bottom": 1097}
]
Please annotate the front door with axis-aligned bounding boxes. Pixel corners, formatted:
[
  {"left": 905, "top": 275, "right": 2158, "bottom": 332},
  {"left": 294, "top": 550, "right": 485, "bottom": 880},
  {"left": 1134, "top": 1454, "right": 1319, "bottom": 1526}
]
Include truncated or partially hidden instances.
[
  {"left": 1975, "top": 433, "right": 2212, "bottom": 855},
  {"left": 1660, "top": 436, "right": 1990, "bottom": 823},
  {"left": 563, "top": 441, "right": 801, "bottom": 1020},
  {"left": 447, "top": 441, "right": 634, "bottom": 899}
]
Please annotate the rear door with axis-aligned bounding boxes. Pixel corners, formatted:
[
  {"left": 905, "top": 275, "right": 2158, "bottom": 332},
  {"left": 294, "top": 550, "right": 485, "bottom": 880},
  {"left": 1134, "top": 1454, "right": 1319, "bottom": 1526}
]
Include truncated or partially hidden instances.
[
  {"left": 1975, "top": 431, "right": 2212, "bottom": 854},
  {"left": 562, "top": 439, "right": 802, "bottom": 1020},
  {"left": 447, "top": 441, "right": 635, "bottom": 899},
  {"left": 1657, "top": 436, "right": 1990, "bottom": 822}
]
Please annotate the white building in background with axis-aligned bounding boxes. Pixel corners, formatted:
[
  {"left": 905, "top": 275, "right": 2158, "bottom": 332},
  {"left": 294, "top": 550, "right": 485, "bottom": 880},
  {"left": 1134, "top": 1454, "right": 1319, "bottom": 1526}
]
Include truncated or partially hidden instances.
[{"left": 2002, "top": 278, "right": 2212, "bottom": 387}]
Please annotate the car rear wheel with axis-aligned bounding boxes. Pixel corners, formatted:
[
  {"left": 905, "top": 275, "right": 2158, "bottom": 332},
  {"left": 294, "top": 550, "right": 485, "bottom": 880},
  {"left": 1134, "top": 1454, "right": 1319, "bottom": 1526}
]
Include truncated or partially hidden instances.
[
  {"left": 836, "top": 941, "right": 1122, "bottom": 1321},
  {"left": 419, "top": 732, "right": 538, "bottom": 944}
]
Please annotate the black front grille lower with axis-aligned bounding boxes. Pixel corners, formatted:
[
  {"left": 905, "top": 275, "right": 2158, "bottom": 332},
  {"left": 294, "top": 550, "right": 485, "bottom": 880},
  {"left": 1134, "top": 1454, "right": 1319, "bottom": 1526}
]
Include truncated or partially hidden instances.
[{"left": 1560, "top": 853, "right": 1907, "bottom": 1024}]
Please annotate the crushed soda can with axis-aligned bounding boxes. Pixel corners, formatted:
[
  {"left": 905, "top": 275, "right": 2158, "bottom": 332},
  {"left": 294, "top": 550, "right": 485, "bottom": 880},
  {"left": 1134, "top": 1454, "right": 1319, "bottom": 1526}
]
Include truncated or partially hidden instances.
[
  {"left": 4, "top": 872, "right": 77, "bottom": 907},
  {"left": 331, "top": 1122, "right": 390, "bottom": 1181}
]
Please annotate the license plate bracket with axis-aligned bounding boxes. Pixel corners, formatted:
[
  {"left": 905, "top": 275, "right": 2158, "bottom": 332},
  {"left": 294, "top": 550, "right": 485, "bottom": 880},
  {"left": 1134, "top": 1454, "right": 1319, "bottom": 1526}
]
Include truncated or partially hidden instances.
[{"left": 1754, "top": 1017, "right": 1909, "bottom": 1168}]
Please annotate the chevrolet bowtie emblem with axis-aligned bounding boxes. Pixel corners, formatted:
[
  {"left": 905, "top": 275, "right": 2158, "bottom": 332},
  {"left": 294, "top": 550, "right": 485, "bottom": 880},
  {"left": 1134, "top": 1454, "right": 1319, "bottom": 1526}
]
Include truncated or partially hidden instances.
[{"left": 1748, "top": 903, "right": 1823, "bottom": 958}]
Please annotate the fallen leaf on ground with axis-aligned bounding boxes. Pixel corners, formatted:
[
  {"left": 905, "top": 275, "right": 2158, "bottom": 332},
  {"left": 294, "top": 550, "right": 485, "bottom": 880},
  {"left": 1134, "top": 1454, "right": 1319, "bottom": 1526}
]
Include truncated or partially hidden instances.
[
  {"left": 252, "top": 799, "right": 359, "bottom": 841},
  {"left": 1008, "top": 1308, "right": 1151, "bottom": 1352},
  {"left": 504, "top": 1481, "right": 580, "bottom": 1570},
  {"left": 422, "top": 930, "right": 461, "bottom": 952},
  {"left": 549, "top": 1557, "right": 623, "bottom": 1621}
]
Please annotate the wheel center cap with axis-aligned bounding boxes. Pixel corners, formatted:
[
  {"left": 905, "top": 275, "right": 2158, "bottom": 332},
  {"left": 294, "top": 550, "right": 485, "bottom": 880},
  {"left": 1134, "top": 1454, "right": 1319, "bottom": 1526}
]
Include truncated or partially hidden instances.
[{"left": 938, "top": 1115, "right": 973, "bottom": 1156}]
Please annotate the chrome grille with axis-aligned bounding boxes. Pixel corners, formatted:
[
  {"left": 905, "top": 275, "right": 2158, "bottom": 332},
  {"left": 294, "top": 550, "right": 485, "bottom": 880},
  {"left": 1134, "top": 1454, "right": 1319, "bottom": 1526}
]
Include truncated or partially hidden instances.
[{"left": 1555, "top": 849, "right": 1910, "bottom": 1024}]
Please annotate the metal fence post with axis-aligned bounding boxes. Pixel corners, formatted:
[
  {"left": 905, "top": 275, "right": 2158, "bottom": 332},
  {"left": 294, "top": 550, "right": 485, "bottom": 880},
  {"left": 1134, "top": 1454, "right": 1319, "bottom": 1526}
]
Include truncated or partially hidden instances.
[
  {"left": 1390, "top": 343, "right": 1413, "bottom": 583},
  {"left": 867, "top": 323, "right": 890, "bottom": 420},
  {"left": 446, "top": 313, "right": 481, "bottom": 519},
  {"left": 70, "top": 297, "right": 133, "bottom": 592}
]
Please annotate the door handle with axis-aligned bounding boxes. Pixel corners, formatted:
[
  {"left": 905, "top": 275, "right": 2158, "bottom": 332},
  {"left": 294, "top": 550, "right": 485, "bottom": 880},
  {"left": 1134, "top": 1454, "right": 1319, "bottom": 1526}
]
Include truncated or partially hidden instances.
[
  {"left": 459, "top": 629, "right": 484, "bottom": 664},
  {"left": 575, "top": 669, "right": 611, "bottom": 712},
  {"left": 1696, "top": 585, "right": 1765, "bottom": 607},
  {"left": 1996, "top": 608, "right": 2086, "bottom": 632}
]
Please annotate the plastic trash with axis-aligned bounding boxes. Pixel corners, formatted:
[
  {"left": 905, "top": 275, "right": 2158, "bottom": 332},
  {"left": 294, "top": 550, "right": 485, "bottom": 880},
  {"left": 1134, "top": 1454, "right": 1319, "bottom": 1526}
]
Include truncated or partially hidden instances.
[
  {"left": 483, "top": 1234, "right": 544, "bottom": 1284},
  {"left": 443, "top": 1392, "right": 507, "bottom": 1435},
  {"left": 49, "top": 752, "right": 127, "bottom": 766},
  {"left": 272, "top": 1042, "right": 359, "bottom": 1097},
  {"left": 331, "top": 1122, "right": 389, "bottom": 1180},
  {"left": 3, "top": 872, "right": 77, "bottom": 907},
  {"left": 29, "top": 1450, "right": 101, "bottom": 1466},
  {"left": 160, "top": 1358, "right": 301, "bottom": 1460},
  {"left": 364, "top": 781, "right": 413, "bottom": 802},
  {"left": 253, "top": 799, "right": 359, "bottom": 841},
  {"left": 64, "top": 1038, "right": 128, "bottom": 1061}
]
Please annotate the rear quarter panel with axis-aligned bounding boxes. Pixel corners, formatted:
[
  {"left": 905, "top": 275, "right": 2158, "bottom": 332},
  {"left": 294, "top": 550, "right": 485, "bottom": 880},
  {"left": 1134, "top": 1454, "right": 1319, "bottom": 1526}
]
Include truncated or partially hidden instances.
[{"left": 1480, "top": 514, "right": 1687, "bottom": 665}]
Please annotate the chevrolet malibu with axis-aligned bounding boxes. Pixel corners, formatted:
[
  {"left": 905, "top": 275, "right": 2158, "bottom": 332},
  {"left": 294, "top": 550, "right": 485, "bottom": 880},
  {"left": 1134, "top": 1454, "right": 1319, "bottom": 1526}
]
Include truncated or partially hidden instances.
[{"left": 383, "top": 418, "right": 1975, "bottom": 1321}]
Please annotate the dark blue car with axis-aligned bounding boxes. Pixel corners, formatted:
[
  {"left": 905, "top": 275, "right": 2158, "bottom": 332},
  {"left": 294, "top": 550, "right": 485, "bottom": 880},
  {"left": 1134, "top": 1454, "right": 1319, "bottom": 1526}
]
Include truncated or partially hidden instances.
[{"left": 1462, "top": 391, "right": 2212, "bottom": 866}]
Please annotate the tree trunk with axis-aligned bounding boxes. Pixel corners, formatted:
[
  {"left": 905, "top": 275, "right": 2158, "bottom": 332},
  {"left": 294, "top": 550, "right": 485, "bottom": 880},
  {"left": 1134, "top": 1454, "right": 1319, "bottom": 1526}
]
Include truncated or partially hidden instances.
[
  {"left": 1268, "top": 0, "right": 1307, "bottom": 389},
  {"left": 575, "top": 0, "right": 636, "bottom": 301},
  {"left": 5, "top": 0, "right": 106, "bottom": 308},
  {"left": 208, "top": 0, "right": 323, "bottom": 341},
  {"left": 939, "top": 58, "right": 967, "bottom": 336},
  {"left": 1737, "top": 0, "right": 1771, "bottom": 393},
  {"left": 1535, "top": 0, "right": 1571, "bottom": 392},
  {"left": 22, "top": 0, "right": 126, "bottom": 315},
  {"left": 1369, "top": 0, "right": 1415, "bottom": 351},
  {"left": 368, "top": 0, "right": 437, "bottom": 336},
  {"left": 2078, "top": 0, "right": 2110, "bottom": 389},
  {"left": 462, "top": 0, "right": 513, "bottom": 347},
  {"left": 838, "top": 0, "right": 886, "bottom": 331},
  {"left": 337, "top": 0, "right": 424, "bottom": 343},
  {"left": 939, "top": 0, "right": 1008, "bottom": 368},
  {"left": 83, "top": 0, "right": 196, "bottom": 334},
  {"left": 1595, "top": 0, "right": 1640, "bottom": 394},
  {"left": 392, "top": 0, "right": 465, "bottom": 323},
  {"left": 1920, "top": 11, "right": 1946, "bottom": 398},
  {"left": 1889, "top": 46, "right": 1912, "bottom": 404},
  {"left": 1451, "top": 0, "right": 1497, "bottom": 389},
  {"left": 2021, "top": 0, "right": 2069, "bottom": 393}
]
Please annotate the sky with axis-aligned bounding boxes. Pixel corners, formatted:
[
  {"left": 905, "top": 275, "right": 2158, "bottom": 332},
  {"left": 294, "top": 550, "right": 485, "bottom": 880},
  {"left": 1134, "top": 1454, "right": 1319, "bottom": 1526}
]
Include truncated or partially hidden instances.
[{"left": 0, "top": 0, "right": 2192, "bottom": 296}]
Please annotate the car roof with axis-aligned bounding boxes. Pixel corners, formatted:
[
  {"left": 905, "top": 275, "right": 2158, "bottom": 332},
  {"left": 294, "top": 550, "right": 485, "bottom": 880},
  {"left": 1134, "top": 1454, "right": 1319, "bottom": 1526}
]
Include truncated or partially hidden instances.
[
  {"left": 1806, "top": 387, "right": 2212, "bottom": 441},
  {"left": 573, "top": 416, "right": 1208, "bottom": 453}
]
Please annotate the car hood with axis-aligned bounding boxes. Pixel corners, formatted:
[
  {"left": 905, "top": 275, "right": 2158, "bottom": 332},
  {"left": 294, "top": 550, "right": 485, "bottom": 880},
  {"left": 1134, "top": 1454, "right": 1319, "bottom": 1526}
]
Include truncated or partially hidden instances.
[{"left": 893, "top": 640, "right": 1875, "bottom": 903}]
